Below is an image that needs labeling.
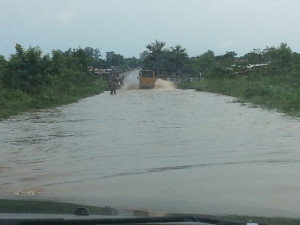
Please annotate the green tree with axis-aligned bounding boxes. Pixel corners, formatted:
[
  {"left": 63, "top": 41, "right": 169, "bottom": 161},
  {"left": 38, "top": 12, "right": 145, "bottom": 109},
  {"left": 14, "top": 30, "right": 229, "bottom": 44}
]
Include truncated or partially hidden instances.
[
  {"left": 129, "top": 56, "right": 138, "bottom": 68},
  {"left": 142, "top": 40, "right": 166, "bottom": 70},
  {"left": 141, "top": 40, "right": 188, "bottom": 75},
  {"left": 106, "top": 51, "right": 124, "bottom": 67},
  {"left": 62, "top": 48, "right": 90, "bottom": 71},
  {"left": 140, "top": 50, "right": 150, "bottom": 62},
  {"left": 0, "top": 55, "right": 7, "bottom": 73},
  {"left": 189, "top": 50, "right": 215, "bottom": 76},
  {"left": 169, "top": 45, "right": 189, "bottom": 73},
  {"left": 292, "top": 52, "right": 300, "bottom": 73},
  {"left": 51, "top": 50, "right": 66, "bottom": 74},
  {"left": 263, "top": 43, "right": 292, "bottom": 75},
  {"left": 1, "top": 44, "right": 52, "bottom": 92},
  {"left": 206, "top": 65, "right": 233, "bottom": 79},
  {"left": 215, "top": 51, "right": 237, "bottom": 68},
  {"left": 84, "top": 47, "right": 103, "bottom": 68},
  {"left": 242, "top": 48, "right": 264, "bottom": 64}
]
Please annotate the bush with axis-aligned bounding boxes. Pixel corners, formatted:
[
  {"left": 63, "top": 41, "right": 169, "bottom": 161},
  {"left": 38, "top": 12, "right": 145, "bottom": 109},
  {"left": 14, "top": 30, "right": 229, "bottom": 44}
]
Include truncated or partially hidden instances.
[{"left": 206, "top": 66, "right": 235, "bottom": 79}]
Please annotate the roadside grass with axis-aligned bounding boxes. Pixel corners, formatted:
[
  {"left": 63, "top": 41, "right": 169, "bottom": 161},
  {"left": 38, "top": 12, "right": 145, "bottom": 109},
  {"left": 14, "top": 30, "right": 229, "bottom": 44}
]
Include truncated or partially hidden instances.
[
  {"left": 177, "top": 76, "right": 300, "bottom": 116},
  {"left": 0, "top": 78, "right": 108, "bottom": 120}
]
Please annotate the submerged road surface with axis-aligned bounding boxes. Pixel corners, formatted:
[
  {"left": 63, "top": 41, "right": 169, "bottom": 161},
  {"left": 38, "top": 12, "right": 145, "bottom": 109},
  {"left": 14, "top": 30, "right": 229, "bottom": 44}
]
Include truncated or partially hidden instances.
[{"left": 1, "top": 70, "right": 300, "bottom": 217}]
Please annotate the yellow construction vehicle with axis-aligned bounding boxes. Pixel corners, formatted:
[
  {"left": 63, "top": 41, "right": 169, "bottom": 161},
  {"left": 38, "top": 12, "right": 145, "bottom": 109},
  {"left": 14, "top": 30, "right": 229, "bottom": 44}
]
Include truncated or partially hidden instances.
[{"left": 138, "top": 70, "right": 155, "bottom": 89}]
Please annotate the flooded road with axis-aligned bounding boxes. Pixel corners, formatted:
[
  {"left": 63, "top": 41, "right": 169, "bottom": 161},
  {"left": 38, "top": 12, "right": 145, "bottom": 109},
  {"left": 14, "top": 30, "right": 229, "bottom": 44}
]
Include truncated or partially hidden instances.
[{"left": 1, "top": 70, "right": 300, "bottom": 217}]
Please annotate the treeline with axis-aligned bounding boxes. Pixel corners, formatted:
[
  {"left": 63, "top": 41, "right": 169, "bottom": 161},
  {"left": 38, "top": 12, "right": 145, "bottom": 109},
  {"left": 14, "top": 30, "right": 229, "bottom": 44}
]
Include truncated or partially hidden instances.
[
  {"left": 188, "top": 42, "right": 300, "bottom": 81},
  {"left": 139, "top": 40, "right": 300, "bottom": 114},
  {"left": 2, "top": 41, "right": 300, "bottom": 118},
  {"left": 0, "top": 44, "right": 94, "bottom": 94},
  {"left": 0, "top": 45, "right": 140, "bottom": 93},
  {"left": 77, "top": 47, "right": 141, "bottom": 70},
  {"left": 140, "top": 41, "right": 300, "bottom": 82},
  {"left": 0, "top": 43, "right": 142, "bottom": 119},
  {"left": 165, "top": 42, "right": 300, "bottom": 115},
  {"left": 105, "top": 51, "right": 141, "bottom": 70},
  {"left": 140, "top": 40, "right": 188, "bottom": 75},
  {"left": 0, "top": 44, "right": 129, "bottom": 118}
]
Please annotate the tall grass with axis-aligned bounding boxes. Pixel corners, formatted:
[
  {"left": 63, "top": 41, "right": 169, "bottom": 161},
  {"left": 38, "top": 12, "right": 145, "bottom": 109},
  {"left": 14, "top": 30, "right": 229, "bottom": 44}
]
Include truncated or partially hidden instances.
[
  {"left": 177, "top": 76, "right": 300, "bottom": 115},
  {"left": 0, "top": 78, "right": 108, "bottom": 119}
]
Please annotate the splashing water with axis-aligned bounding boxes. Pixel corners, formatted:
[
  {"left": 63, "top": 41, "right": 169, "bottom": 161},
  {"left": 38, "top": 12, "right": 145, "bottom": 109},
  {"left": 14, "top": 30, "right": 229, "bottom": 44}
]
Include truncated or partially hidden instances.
[
  {"left": 154, "top": 78, "right": 175, "bottom": 89},
  {"left": 121, "top": 70, "right": 175, "bottom": 91},
  {"left": 121, "top": 71, "right": 140, "bottom": 90},
  {"left": 122, "top": 78, "right": 175, "bottom": 90}
]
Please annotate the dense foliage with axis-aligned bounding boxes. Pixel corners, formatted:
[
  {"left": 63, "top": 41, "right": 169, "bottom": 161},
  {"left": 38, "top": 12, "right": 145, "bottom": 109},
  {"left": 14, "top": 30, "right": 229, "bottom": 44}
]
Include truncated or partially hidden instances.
[
  {"left": 1, "top": 45, "right": 91, "bottom": 93},
  {"left": 173, "top": 42, "right": 300, "bottom": 114},
  {"left": 2, "top": 41, "right": 300, "bottom": 118},
  {"left": 0, "top": 45, "right": 107, "bottom": 118},
  {"left": 140, "top": 40, "right": 188, "bottom": 75},
  {"left": 140, "top": 41, "right": 300, "bottom": 82}
]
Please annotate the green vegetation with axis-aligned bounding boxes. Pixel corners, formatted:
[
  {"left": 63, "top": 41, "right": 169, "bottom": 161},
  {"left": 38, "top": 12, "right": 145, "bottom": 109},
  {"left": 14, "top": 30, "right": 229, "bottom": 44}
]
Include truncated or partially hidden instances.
[
  {"left": 0, "top": 45, "right": 116, "bottom": 119},
  {"left": 163, "top": 42, "right": 300, "bottom": 115},
  {"left": 0, "top": 79, "right": 107, "bottom": 119},
  {"left": 106, "top": 51, "right": 141, "bottom": 70},
  {"left": 2, "top": 41, "right": 300, "bottom": 119},
  {"left": 177, "top": 76, "right": 300, "bottom": 115},
  {"left": 140, "top": 40, "right": 188, "bottom": 77},
  {"left": 0, "top": 43, "right": 142, "bottom": 119},
  {"left": 139, "top": 40, "right": 300, "bottom": 115}
]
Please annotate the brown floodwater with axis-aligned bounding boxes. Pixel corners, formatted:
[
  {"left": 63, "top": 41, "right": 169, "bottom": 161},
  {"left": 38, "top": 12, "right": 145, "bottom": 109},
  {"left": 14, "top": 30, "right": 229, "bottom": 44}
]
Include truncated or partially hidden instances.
[{"left": 1, "top": 70, "right": 300, "bottom": 217}]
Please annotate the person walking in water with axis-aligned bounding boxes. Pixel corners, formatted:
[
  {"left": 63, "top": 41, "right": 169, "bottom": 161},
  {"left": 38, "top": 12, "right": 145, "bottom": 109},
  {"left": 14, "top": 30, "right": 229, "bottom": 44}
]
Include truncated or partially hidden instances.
[
  {"left": 121, "top": 75, "right": 125, "bottom": 86},
  {"left": 110, "top": 79, "right": 116, "bottom": 95}
]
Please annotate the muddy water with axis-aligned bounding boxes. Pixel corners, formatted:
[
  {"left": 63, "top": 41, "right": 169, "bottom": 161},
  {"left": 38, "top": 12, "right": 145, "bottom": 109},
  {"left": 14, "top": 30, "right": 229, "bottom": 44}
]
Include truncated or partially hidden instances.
[{"left": 1, "top": 70, "right": 300, "bottom": 217}]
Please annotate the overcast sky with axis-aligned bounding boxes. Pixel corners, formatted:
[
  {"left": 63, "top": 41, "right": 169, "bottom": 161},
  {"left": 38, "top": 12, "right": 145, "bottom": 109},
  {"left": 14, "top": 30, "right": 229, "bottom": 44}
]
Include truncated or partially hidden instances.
[{"left": 1, "top": 0, "right": 299, "bottom": 58}]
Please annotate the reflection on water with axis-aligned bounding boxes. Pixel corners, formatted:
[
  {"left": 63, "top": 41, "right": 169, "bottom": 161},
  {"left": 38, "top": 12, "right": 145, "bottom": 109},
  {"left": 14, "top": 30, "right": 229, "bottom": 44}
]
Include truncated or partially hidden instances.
[{"left": 1, "top": 70, "right": 300, "bottom": 217}]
